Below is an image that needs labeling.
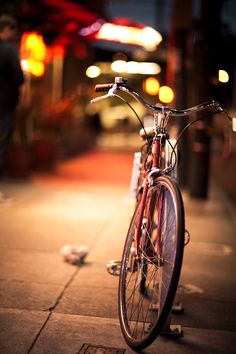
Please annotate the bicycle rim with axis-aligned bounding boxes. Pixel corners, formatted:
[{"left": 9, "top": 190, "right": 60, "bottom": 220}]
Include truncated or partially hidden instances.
[{"left": 118, "top": 175, "right": 185, "bottom": 350}]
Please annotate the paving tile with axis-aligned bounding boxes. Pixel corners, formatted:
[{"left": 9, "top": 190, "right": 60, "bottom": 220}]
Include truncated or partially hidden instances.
[
  {"left": 172, "top": 293, "right": 236, "bottom": 332},
  {"left": 0, "top": 280, "right": 63, "bottom": 311},
  {"left": 181, "top": 246, "right": 236, "bottom": 300},
  {"left": 0, "top": 308, "right": 48, "bottom": 354},
  {"left": 0, "top": 249, "right": 75, "bottom": 284},
  {"left": 30, "top": 313, "right": 236, "bottom": 354},
  {"left": 55, "top": 286, "right": 118, "bottom": 318},
  {"left": 71, "top": 261, "right": 119, "bottom": 288}
]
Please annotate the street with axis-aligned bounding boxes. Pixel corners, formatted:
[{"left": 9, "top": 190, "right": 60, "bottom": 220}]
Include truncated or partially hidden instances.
[{"left": 0, "top": 150, "right": 236, "bottom": 354}]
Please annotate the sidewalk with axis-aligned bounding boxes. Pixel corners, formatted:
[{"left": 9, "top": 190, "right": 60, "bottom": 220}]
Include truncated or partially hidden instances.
[{"left": 0, "top": 150, "right": 236, "bottom": 354}]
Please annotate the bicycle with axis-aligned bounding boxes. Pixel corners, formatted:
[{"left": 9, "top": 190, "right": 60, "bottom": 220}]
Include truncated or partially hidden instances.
[{"left": 91, "top": 77, "right": 232, "bottom": 350}]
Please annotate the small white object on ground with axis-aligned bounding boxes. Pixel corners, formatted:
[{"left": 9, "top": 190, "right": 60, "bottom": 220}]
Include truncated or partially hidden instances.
[{"left": 60, "top": 244, "right": 88, "bottom": 265}]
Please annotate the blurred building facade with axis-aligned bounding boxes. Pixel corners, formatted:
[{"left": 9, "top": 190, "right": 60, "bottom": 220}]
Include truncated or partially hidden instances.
[{"left": 0, "top": 0, "right": 235, "bottom": 200}]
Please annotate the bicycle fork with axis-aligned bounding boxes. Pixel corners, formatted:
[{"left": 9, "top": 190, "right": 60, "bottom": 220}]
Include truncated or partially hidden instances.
[{"left": 134, "top": 177, "right": 149, "bottom": 257}]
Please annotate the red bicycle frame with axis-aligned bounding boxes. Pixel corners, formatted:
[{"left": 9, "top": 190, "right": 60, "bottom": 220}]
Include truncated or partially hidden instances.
[{"left": 134, "top": 136, "right": 162, "bottom": 256}]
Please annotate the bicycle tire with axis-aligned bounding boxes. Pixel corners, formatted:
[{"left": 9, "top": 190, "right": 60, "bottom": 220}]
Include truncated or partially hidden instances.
[{"left": 118, "top": 175, "right": 185, "bottom": 350}]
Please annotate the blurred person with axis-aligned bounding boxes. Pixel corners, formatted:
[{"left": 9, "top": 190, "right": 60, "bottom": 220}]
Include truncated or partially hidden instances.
[
  {"left": 0, "top": 15, "right": 24, "bottom": 201},
  {"left": 0, "top": 15, "right": 24, "bottom": 171}
]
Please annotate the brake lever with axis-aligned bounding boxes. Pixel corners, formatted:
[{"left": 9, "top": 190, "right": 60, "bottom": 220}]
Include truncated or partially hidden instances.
[
  {"left": 91, "top": 85, "right": 117, "bottom": 104},
  {"left": 90, "top": 93, "right": 113, "bottom": 104}
]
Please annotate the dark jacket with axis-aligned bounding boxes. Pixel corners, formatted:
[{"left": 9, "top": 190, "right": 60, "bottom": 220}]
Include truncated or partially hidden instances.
[{"left": 0, "top": 38, "right": 24, "bottom": 109}]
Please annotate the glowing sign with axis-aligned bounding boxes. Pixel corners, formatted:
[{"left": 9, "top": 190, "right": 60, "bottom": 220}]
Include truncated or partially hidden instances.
[
  {"left": 111, "top": 60, "right": 161, "bottom": 75},
  {"left": 95, "top": 23, "right": 162, "bottom": 50}
]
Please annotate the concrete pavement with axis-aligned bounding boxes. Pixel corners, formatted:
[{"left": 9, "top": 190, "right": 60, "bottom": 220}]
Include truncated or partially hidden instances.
[{"left": 0, "top": 150, "right": 236, "bottom": 354}]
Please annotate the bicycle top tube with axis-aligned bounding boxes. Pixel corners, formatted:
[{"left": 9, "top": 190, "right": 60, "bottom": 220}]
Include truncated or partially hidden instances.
[{"left": 91, "top": 77, "right": 224, "bottom": 116}]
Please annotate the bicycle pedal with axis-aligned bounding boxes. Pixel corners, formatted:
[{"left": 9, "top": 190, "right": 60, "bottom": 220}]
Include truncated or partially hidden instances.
[
  {"left": 107, "top": 260, "right": 122, "bottom": 276},
  {"left": 184, "top": 229, "right": 190, "bottom": 246}
]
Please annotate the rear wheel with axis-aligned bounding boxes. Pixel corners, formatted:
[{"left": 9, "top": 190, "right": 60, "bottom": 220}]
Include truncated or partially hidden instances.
[{"left": 118, "top": 175, "right": 185, "bottom": 350}]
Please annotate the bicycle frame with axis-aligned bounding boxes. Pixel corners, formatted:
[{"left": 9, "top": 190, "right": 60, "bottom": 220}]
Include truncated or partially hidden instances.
[{"left": 134, "top": 134, "right": 165, "bottom": 259}]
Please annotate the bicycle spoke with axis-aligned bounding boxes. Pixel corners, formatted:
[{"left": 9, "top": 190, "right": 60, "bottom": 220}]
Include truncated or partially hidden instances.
[{"left": 119, "top": 178, "right": 184, "bottom": 349}]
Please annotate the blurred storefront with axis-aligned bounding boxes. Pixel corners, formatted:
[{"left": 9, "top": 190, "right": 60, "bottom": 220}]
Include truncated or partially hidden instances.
[{"left": 0, "top": 0, "right": 235, "bottom": 201}]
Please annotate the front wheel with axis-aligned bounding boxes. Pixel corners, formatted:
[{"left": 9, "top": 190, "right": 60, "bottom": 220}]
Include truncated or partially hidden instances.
[{"left": 118, "top": 175, "right": 185, "bottom": 350}]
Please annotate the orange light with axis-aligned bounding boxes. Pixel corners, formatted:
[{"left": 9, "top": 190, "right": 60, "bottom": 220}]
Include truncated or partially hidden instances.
[
  {"left": 22, "top": 32, "right": 46, "bottom": 61},
  {"left": 28, "top": 60, "right": 45, "bottom": 77},
  {"left": 159, "top": 86, "right": 174, "bottom": 103},
  {"left": 143, "top": 77, "right": 160, "bottom": 96},
  {"left": 20, "top": 32, "right": 46, "bottom": 77}
]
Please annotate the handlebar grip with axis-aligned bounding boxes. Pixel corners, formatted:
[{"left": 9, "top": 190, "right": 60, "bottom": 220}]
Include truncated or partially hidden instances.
[{"left": 95, "top": 84, "right": 113, "bottom": 92}]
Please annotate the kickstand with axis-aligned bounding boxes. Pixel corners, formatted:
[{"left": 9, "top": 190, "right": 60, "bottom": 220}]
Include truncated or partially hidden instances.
[{"left": 160, "top": 304, "right": 183, "bottom": 338}]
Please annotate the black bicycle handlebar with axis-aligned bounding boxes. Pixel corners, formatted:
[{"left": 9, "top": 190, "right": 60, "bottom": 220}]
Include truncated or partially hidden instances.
[
  {"left": 95, "top": 83, "right": 114, "bottom": 92},
  {"left": 93, "top": 77, "right": 225, "bottom": 116}
]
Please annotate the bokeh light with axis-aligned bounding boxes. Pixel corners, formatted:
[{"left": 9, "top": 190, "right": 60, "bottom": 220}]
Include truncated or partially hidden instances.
[
  {"left": 159, "top": 86, "right": 174, "bottom": 103},
  {"left": 143, "top": 77, "right": 160, "bottom": 96}
]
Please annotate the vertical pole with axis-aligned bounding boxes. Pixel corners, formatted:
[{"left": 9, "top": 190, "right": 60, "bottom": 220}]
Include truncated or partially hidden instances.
[
  {"left": 166, "top": 0, "right": 192, "bottom": 187},
  {"left": 52, "top": 53, "right": 63, "bottom": 103},
  {"left": 189, "top": 0, "right": 223, "bottom": 198}
]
